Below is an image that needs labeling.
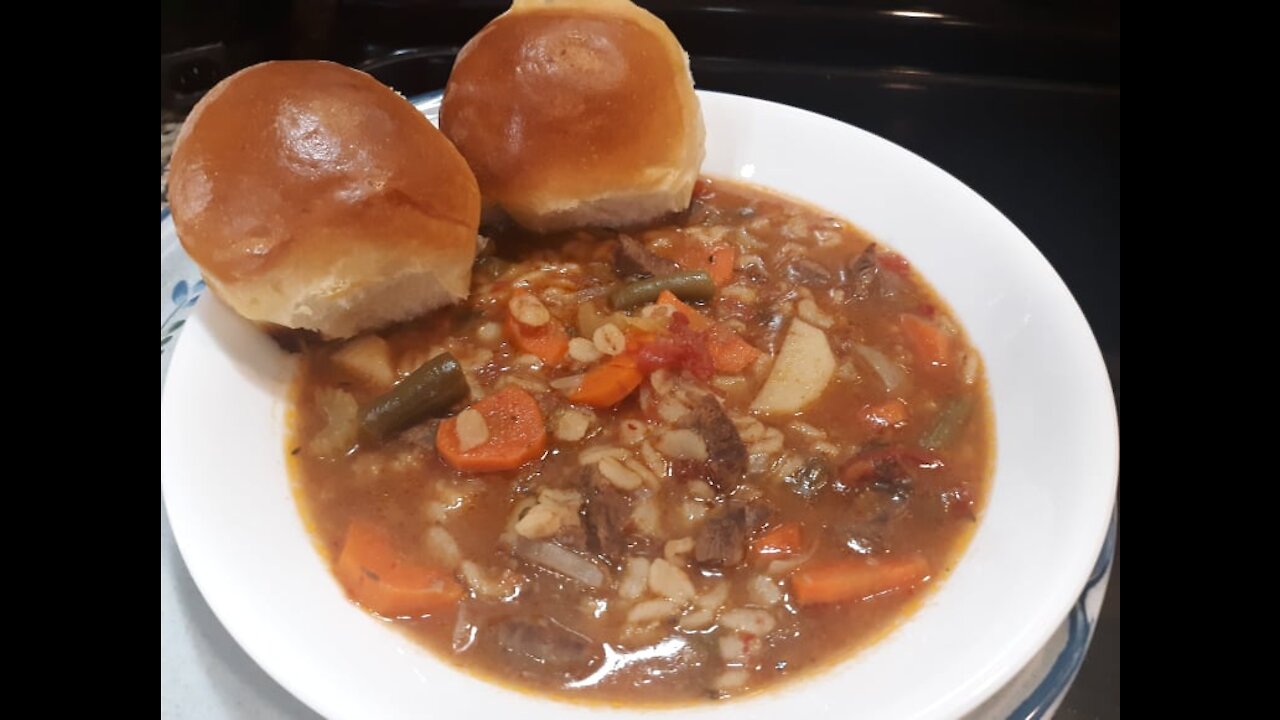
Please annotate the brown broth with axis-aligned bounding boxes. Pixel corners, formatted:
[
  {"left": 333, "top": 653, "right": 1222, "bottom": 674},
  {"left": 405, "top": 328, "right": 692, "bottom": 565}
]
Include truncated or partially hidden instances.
[{"left": 288, "top": 177, "right": 993, "bottom": 704}]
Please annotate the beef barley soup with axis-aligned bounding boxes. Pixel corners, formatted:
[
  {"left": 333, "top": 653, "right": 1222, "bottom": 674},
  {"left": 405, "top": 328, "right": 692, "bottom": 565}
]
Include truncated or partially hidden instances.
[{"left": 289, "top": 177, "right": 992, "bottom": 703}]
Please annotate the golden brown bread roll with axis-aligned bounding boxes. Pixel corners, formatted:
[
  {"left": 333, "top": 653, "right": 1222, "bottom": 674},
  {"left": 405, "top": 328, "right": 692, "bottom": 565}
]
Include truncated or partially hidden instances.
[
  {"left": 441, "top": 0, "right": 704, "bottom": 233},
  {"left": 169, "top": 60, "right": 481, "bottom": 339}
]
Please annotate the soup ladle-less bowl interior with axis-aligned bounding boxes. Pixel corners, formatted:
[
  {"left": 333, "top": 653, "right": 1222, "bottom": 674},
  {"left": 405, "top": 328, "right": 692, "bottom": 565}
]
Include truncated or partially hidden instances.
[{"left": 160, "top": 90, "right": 1118, "bottom": 720}]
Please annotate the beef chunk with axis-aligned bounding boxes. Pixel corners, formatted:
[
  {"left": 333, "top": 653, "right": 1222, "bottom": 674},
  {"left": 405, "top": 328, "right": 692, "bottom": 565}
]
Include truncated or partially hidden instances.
[
  {"left": 693, "top": 502, "right": 772, "bottom": 568},
  {"left": 669, "top": 459, "right": 714, "bottom": 484},
  {"left": 784, "top": 258, "right": 834, "bottom": 288},
  {"left": 737, "top": 501, "right": 772, "bottom": 530},
  {"left": 837, "top": 447, "right": 917, "bottom": 493},
  {"left": 783, "top": 455, "right": 834, "bottom": 500},
  {"left": 687, "top": 396, "right": 748, "bottom": 491},
  {"left": 580, "top": 469, "right": 632, "bottom": 563},
  {"left": 614, "top": 234, "right": 680, "bottom": 278},
  {"left": 495, "top": 618, "right": 600, "bottom": 676},
  {"left": 694, "top": 513, "right": 745, "bottom": 567},
  {"left": 756, "top": 309, "right": 790, "bottom": 355}
]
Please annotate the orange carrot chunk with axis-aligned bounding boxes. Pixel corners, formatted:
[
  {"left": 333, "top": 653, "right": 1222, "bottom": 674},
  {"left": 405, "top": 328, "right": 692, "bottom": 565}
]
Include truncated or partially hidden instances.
[
  {"left": 335, "top": 520, "right": 462, "bottom": 618},
  {"left": 569, "top": 354, "right": 645, "bottom": 408},
  {"left": 752, "top": 523, "right": 804, "bottom": 558},
  {"left": 901, "top": 314, "right": 952, "bottom": 369},
  {"left": 704, "top": 244, "right": 737, "bottom": 287},
  {"left": 676, "top": 243, "right": 737, "bottom": 287},
  {"left": 437, "top": 386, "right": 548, "bottom": 472},
  {"left": 656, "top": 290, "right": 712, "bottom": 331},
  {"left": 656, "top": 291, "right": 761, "bottom": 373},
  {"left": 625, "top": 328, "right": 658, "bottom": 354},
  {"left": 708, "top": 325, "right": 762, "bottom": 373},
  {"left": 505, "top": 291, "right": 569, "bottom": 365},
  {"left": 792, "top": 555, "right": 930, "bottom": 607}
]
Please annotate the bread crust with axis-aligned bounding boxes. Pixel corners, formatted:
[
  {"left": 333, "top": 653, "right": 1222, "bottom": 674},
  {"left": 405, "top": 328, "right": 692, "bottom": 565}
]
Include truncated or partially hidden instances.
[
  {"left": 441, "top": 0, "right": 704, "bottom": 232},
  {"left": 169, "top": 60, "right": 481, "bottom": 338}
]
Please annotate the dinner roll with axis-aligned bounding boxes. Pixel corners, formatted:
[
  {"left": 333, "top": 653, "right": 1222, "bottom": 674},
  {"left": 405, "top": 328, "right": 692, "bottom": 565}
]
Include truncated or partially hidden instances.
[
  {"left": 169, "top": 60, "right": 481, "bottom": 339},
  {"left": 441, "top": 0, "right": 704, "bottom": 233}
]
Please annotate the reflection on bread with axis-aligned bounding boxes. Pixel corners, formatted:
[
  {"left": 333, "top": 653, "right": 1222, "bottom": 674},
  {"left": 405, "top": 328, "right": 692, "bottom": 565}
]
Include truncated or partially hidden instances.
[
  {"left": 168, "top": 61, "right": 481, "bottom": 339},
  {"left": 441, "top": 0, "right": 705, "bottom": 233}
]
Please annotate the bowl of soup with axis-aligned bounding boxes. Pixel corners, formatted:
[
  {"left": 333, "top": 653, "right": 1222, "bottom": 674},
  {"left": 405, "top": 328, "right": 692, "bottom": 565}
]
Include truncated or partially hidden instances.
[{"left": 160, "top": 90, "right": 1118, "bottom": 719}]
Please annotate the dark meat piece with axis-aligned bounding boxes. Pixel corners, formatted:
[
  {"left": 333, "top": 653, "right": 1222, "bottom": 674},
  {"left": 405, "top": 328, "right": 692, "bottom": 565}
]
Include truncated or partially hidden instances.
[
  {"left": 837, "top": 446, "right": 940, "bottom": 492},
  {"left": 784, "top": 455, "right": 834, "bottom": 500},
  {"left": 669, "top": 459, "right": 714, "bottom": 484},
  {"left": 784, "top": 258, "right": 834, "bottom": 288},
  {"left": 580, "top": 469, "right": 632, "bottom": 563},
  {"left": 614, "top": 234, "right": 680, "bottom": 278},
  {"left": 838, "top": 474, "right": 916, "bottom": 556},
  {"left": 494, "top": 617, "right": 601, "bottom": 676},
  {"left": 686, "top": 396, "right": 748, "bottom": 491},
  {"left": 737, "top": 501, "right": 773, "bottom": 531},
  {"left": 832, "top": 451, "right": 916, "bottom": 554},
  {"left": 844, "top": 244, "right": 880, "bottom": 301},
  {"left": 757, "top": 309, "right": 789, "bottom": 354},
  {"left": 694, "top": 502, "right": 772, "bottom": 568},
  {"left": 841, "top": 486, "right": 911, "bottom": 553},
  {"left": 695, "top": 514, "right": 745, "bottom": 567}
]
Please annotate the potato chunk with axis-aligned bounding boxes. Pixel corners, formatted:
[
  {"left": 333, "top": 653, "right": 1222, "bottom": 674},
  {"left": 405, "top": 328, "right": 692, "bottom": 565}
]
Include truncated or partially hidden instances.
[
  {"left": 331, "top": 335, "right": 395, "bottom": 388},
  {"left": 750, "top": 319, "right": 835, "bottom": 414}
]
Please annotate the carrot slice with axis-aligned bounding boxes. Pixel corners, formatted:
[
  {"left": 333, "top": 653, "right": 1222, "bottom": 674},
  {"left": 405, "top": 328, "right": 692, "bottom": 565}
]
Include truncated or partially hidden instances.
[
  {"left": 655, "top": 291, "right": 759, "bottom": 373},
  {"left": 335, "top": 520, "right": 462, "bottom": 618},
  {"left": 505, "top": 291, "right": 569, "bottom": 365},
  {"left": 677, "top": 244, "right": 737, "bottom": 287},
  {"left": 656, "top": 290, "right": 712, "bottom": 331},
  {"left": 569, "top": 354, "right": 645, "bottom": 408},
  {"left": 901, "top": 314, "right": 952, "bottom": 369},
  {"left": 752, "top": 523, "right": 804, "bottom": 558},
  {"left": 705, "top": 245, "right": 737, "bottom": 286},
  {"left": 437, "top": 386, "right": 548, "bottom": 472},
  {"left": 792, "top": 555, "right": 930, "bottom": 607},
  {"left": 708, "top": 325, "right": 761, "bottom": 373},
  {"left": 625, "top": 328, "right": 657, "bottom": 354}
]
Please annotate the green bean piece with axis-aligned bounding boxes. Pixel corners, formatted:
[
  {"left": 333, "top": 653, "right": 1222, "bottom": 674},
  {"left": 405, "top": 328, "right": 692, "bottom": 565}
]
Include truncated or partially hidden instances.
[
  {"left": 608, "top": 271, "right": 715, "bottom": 310},
  {"left": 919, "top": 396, "right": 975, "bottom": 451},
  {"left": 359, "top": 352, "right": 469, "bottom": 442}
]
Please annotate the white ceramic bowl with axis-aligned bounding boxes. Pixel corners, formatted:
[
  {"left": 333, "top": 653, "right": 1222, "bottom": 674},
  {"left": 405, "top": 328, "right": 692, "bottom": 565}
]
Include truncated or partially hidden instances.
[{"left": 160, "top": 90, "right": 1118, "bottom": 720}]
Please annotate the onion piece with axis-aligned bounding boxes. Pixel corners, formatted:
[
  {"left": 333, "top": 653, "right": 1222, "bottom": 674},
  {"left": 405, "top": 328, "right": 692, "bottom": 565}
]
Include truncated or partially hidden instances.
[
  {"left": 451, "top": 602, "right": 478, "bottom": 653},
  {"left": 552, "top": 285, "right": 611, "bottom": 308},
  {"left": 514, "top": 539, "right": 606, "bottom": 588},
  {"left": 765, "top": 541, "right": 818, "bottom": 576},
  {"left": 854, "top": 344, "right": 905, "bottom": 392}
]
